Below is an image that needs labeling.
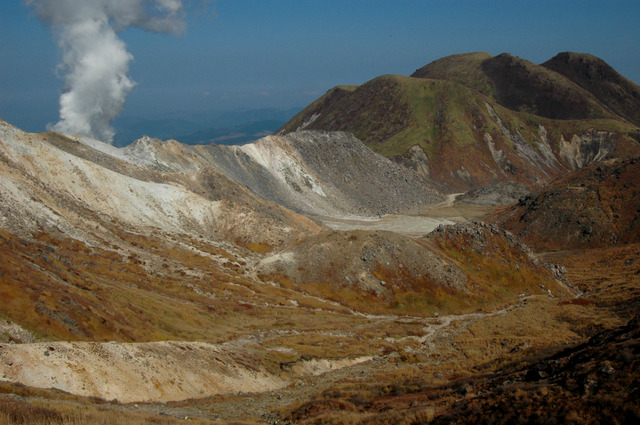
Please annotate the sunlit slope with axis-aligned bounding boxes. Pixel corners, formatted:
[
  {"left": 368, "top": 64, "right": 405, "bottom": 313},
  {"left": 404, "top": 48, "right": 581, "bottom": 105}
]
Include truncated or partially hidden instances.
[{"left": 281, "top": 75, "right": 639, "bottom": 190}]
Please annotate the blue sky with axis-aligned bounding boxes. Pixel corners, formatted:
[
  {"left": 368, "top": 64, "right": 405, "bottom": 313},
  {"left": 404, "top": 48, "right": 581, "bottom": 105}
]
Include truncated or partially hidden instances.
[{"left": 1, "top": 0, "right": 639, "bottom": 133}]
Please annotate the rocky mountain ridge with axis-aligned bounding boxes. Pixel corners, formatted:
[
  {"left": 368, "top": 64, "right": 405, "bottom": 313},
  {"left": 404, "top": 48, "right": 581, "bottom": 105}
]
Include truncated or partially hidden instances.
[{"left": 69, "top": 129, "right": 442, "bottom": 218}]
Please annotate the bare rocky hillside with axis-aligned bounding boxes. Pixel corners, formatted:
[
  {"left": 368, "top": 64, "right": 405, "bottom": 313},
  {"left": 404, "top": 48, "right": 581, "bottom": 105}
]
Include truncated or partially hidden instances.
[{"left": 492, "top": 156, "right": 640, "bottom": 251}]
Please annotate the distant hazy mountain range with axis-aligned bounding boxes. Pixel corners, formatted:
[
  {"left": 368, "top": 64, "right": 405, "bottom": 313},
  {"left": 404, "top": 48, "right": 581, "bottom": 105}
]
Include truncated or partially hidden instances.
[{"left": 112, "top": 107, "right": 301, "bottom": 147}]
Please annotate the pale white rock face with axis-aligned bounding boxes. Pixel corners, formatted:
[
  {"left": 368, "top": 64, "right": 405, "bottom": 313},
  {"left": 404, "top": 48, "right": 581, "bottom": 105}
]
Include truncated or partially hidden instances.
[
  {"left": 485, "top": 132, "right": 507, "bottom": 171},
  {"left": 239, "top": 136, "right": 327, "bottom": 198},
  {"left": 484, "top": 103, "right": 564, "bottom": 179},
  {"left": 78, "top": 134, "right": 190, "bottom": 171},
  {"left": 235, "top": 131, "right": 443, "bottom": 218},
  {"left": 298, "top": 112, "right": 321, "bottom": 130},
  {"left": 78, "top": 135, "right": 130, "bottom": 163},
  {"left": 0, "top": 123, "right": 221, "bottom": 238},
  {"left": 536, "top": 125, "right": 560, "bottom": 167},
  {"left": 257, "top": 250, "right": 296, "bottom": 268}
]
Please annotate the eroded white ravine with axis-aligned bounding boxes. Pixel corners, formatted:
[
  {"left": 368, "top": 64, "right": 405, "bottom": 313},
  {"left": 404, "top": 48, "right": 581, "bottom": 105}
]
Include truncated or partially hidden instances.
[{"left": 0, "top": 341, "right": 284, "bottom": 403}]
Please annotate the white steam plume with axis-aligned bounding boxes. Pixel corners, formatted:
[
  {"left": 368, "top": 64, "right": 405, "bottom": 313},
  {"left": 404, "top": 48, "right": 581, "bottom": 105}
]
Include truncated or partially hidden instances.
[{"left": 26, "top": 0, "right": 186, "bottom": 144}]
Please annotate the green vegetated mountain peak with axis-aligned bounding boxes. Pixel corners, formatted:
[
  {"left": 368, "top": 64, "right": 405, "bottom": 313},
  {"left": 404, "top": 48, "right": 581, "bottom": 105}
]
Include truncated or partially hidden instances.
[
  {"left": 280, "top": 51, "right": 640, "bottom": 190},
  {"left": 412, "top": 51, "right": 626, "bottom": 121}
]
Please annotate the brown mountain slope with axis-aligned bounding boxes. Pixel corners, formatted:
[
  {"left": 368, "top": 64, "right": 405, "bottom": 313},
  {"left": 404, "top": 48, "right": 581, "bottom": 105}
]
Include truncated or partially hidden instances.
[
  {"left": 543, "top": 52, "right": 640, "bottom": 126},
  {"left": 492, "top": 156, "right": 640, "bottom": 251},
  {"left": 428, "top": 314, "right": 640, "bottom": 425},
  {"left": 481, "top": 53, "right": 615, "bottom": 120},
  {"left": 278, "top": 76, "right": 412, "bottom": 147},
  {"left": 257, "top": 222, "right": 566, "bottom": 316},
  {"left": 276, "top": 315, "right": 640, "bottom": 425}
]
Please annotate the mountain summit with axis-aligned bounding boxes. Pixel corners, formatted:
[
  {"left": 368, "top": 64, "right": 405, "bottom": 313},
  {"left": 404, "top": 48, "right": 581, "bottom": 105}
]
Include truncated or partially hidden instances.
[
  {"left": 542, "top": 52, "right": 640, "bottom": 126},
  {"left": 279, "top": 52, "right": 640, "bottom": 190},
  {"left": 412, "top": 52, "right": 618, "bottom": 121}
]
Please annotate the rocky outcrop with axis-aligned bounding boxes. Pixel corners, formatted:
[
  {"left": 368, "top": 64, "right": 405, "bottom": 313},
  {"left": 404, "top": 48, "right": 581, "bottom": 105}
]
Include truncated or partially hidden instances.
[
  {"left": 493, "top": 157, "right": 640, "bottom": 250},
  {"left": 456, "top": 182, "right": 530, "bottom": 206},
  {"left": 428, "top": 221, "right": 534, "bottom": 257},
  {"left": 559, "top": 130, "right": 616, "bottom": 170},
  {"left": 257, "top": 221, "right": 563, "bottom": 316}
]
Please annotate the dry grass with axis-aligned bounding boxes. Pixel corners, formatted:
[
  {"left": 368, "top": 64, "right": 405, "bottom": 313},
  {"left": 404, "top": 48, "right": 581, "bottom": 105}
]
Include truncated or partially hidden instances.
[
  {"left": 541, "top": 242, "right": 640, "bottom": 326},
  {"left": 263, "top": 333, "right": 377, "bottom": 360},
  {"left": 0, "top": 226, "right": 374, "bottom": 348},
  {"left": 245, "top": 242, "right": 274, "bottom": 254},
  {"left": 0, "top": 397, "right": 217, "bottom": 425},
  {"left": 269, "top": 237, "right": 640, "bottom": 424}
]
